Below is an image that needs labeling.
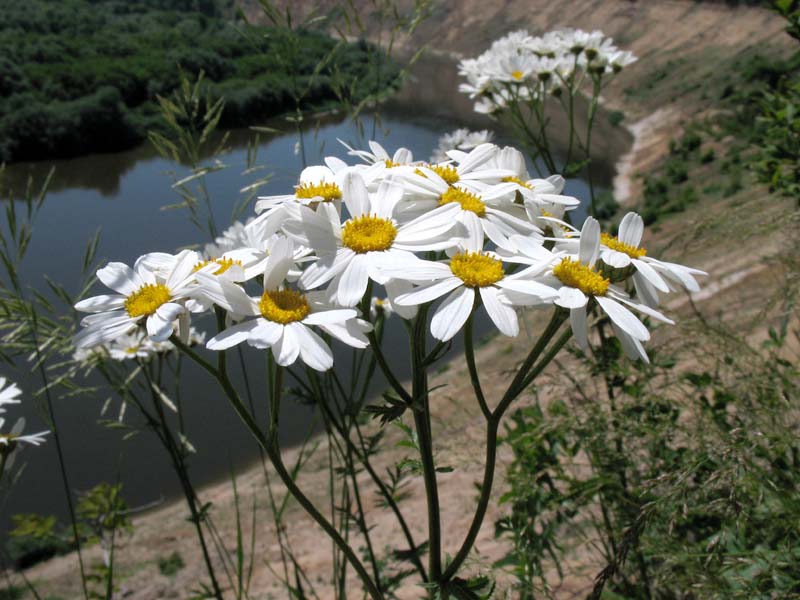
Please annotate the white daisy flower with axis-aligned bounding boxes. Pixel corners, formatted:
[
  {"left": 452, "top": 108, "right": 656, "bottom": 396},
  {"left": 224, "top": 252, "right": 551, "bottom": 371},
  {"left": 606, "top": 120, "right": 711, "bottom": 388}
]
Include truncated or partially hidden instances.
[
  {"left": 544, "top": 217, "right": 673, "bottom": 362},
  {"left": 487, "top": 147, "right": 579, "bottom": 209},
  {"left": 0, "top": 417, "right": 48, "bottom": 452},
  {"left": 341, "top": 139, "right": 415, "bottom": 167},
  {"left": 199, "top": 238, "right": 370, "bottom": 371},
  {"left": 389, "top": 237, "right": 557, "bottom": 342},
  {"left": 600, "top": 212, "right": 708, "bottom": 307},
  {"left": 430, "top": 129, "right": 495, "bottom": 164},
  {"left": 285, "top": 173, "right": 462, "bottom": 307},
  {"left": 395, "top": 166, "right": 539, "bottom": 251},
  {"left": 74, "top": 250, "right": 199, "bottom": 349},
  {"left": 250, "top": 163, "right": 350, "bottom": 239},
  {"left": 370, "top": 296, "right": 394, "bottom": 320},
  {"left": 0, "top": 377, "right": 22, "bottom": 412}
]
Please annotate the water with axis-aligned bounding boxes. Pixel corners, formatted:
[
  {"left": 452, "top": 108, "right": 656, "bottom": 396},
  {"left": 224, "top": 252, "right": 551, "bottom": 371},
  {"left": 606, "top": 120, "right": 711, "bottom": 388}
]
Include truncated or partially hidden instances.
[{"left": 0, "top": 100, "right": 606, "bottom": 537}]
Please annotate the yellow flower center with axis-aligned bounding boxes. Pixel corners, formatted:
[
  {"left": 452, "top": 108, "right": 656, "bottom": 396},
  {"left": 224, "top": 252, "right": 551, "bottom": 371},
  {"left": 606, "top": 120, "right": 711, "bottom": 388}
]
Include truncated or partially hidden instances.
[
  {"left": 601, "top": 233, "right": 647, "bottom": 259},
  {"left": 295, "top": 181, "right": 342, "bottom": 202},
  {"left": 438, "top": 187, "right": 486, "bottom": 217},
  {"left": 552, "top": 258, "right": 609, "bottom": 296},
  {"left": 124, "top": 283, "right": 171, "bottom": 318},
  {"left": 502, "top": 175, "right": 532, "bottom": 189},
  {"left": 384, "top": 159, "right": 404, "bottom": 168},
  {"left": 430, "top": 164, "right": 460, "bottom": 185},
  {"left": 449, "top": 252, "right": 504, "bottom": 287},
  {"left": 194, "top": 257, "right": 243, "bottom": 276},
  {"left": 258, "top": 289, "right": 310, "bottom": 324},
  {"left": 341, "top": 214, "right": 398, "bottom": 253},
  {"left": 511, "top": 70, "right": 525, "bottom": 81}
]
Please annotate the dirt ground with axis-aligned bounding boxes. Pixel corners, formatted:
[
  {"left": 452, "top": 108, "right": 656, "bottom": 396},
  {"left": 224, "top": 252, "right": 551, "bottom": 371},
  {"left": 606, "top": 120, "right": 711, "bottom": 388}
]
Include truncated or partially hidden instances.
[{"left": 14, "top": 1, "right": 800, "bottom": 598}]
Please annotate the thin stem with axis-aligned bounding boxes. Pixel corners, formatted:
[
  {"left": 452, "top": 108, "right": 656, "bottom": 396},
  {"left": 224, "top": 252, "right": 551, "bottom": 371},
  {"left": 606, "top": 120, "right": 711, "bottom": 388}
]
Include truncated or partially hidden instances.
[
  {"left": 442, "top": 310, "right": 569, "bottom": 582},
  {"left": 170, "top": 336, "right": 384, "bottom": 600},
  {"left": 140, "top": 362, "right": 224, "bottom": 600},
  {"left": 464, "top": 314, "right": 491, "bottom": 420},
  {"left": 30, "top": 311, "right": 89, "bottom": 600},
  {"left": 367, "top": 330, "right": 412, "bottom": 404},
  {"left": 409, "top": 308, "right": 442, "bottom": 587}
]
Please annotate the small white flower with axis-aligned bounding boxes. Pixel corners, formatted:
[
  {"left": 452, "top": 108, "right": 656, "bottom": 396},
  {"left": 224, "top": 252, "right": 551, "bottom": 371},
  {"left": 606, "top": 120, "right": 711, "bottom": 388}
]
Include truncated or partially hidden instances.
[
  {"left": 599, "top": 212, "right": 707, "bottom": 308},
  {"left": 389, "top": 237, "right": 557, "bottom": 342},
  {"left": 285, "top": 172, "right": 462, "bottom": 307},
  {"left": 199, "top": 238, "right": 371, "bottom": 371},
  {"left": 430, "top": 129, "right": 495, "bottom": 163},
  {"left": 74, "top": 250, "right": 198, "bottom": 349},
  {"left": 0, "top": 417, "right": 48, "bottom": 450},
  {"left": 543, "top": 217, "right": 673, "bottom": 362},
  {"left": 0, "top": 377, "right": 22, "bottom": 413},
  {"left": 370, "top": 296, "right": 395, "bottom": 320}
]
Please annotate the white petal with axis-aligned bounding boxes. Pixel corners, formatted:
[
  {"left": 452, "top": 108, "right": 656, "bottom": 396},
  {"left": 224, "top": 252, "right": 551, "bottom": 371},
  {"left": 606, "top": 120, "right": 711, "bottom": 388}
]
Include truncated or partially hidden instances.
[
  {"left": 207, "top": 319, "right": 260, "bottom": 350},
  {"left": 602, "top": 249, "right": 631, "bottom": 269},
  {"left": 632, "top": 259, "right": 669, "bottom": 293},
  {"left": 272, "top": 324, "right": 300, "bottom": 366},
  {"left": 395, "top": 277, "right": 462, "bottom": 306},
  {"left": 596, "top": 296, "right": 649, "bottom": 341},
  {"left": 247, "top": 320, "right": 284, "bottom": 349},
  {"left": 579, "top": 217, "right": 601, "bottom": 267},
  {"left": 394, "top": 203, "right": 460, "bottom": 245},
  {"left": 618, "top": 212, "right": 644, "bottom": 247},
  {"left": 480, "top": 286, "right": 518, "bottom": 337},
  {"left": 337, "top": 253, "right": 370, "bottom": 307},
  {"left": 303, "top": 309, "right": 357, "bottom": 325},
  {"left": 430, "top": 287, "right": 474, "bottom": 341},
  {"left": 554, "top": 287, "right": 588, "bottom": 309},
  {"left": 96, "top": 263, "right": 141, "bottom": 295},
  {"left": 496, "top": 278, "right": 557, "bottom": 300},
  {"left": 570, "top": 304, "right": 589, "bottom": 350},
  {"left": 342, "top": 171, "right": 370, "bottom": 218},
  {"left": 300, "top": 249, "right": 353, "bottom": 290},
  {"left": 611, "top": 321, "right": 649, "bottom": 362},
  {"left": 294, "top": 324, "right": 334, "bottom": 371},
  {"left": 195, "top": 273, "right": 259, "bottom": 316},
  {"left": 74, "top": 295, "right": 126, "bottom": 313}
]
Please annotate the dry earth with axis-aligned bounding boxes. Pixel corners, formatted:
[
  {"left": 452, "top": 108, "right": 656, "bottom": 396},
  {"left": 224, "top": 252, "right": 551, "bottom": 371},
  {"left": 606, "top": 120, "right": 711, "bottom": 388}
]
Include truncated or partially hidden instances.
[{"left": 14, "top": 1, "right": 800, "bottom": 598}]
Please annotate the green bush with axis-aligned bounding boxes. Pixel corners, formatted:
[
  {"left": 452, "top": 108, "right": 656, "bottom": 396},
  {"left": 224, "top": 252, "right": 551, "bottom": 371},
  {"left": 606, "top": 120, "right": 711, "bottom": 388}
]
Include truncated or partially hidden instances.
[
  {"left": 158, "top": 551, "right": 186, "bottom": 577},
  {"left": 0, "top": 0, "right": 399, "bottom": 162}
]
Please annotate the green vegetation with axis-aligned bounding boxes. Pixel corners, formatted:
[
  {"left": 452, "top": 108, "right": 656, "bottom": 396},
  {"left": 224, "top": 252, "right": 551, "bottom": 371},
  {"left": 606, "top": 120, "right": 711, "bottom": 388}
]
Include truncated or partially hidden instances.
[
  {"left": 6, "top": 483, "right": 131, "bottom": 570},
  {"left": 0, "top": 0, "right": 400, "bottom": 163},
  {"left": 495, "top": 295, "right": 800, "bottom": 599},
  {"left": 639, "top": 47, "right": 800, "bottom": 224},
  {"left": 157, "top": 551, "right": 186, "bottom": 577}
]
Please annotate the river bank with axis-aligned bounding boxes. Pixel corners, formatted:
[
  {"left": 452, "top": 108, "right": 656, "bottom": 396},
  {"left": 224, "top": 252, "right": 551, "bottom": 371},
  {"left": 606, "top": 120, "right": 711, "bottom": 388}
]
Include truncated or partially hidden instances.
[{"left": 12, "top": 1, "right": 800, "bottom": 598}]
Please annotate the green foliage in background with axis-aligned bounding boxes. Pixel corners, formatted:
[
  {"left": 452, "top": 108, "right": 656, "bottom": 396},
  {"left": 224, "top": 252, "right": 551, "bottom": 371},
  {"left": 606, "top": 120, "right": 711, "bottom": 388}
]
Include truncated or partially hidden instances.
[
  {"left": 640, "top": 29, "right": 800, "bottom": 224},
  {"left": 0, "top": 0, "right": 400, "bottom": 163},
  {"left": 496, "top": 299, "right": 800, "bottom": 599}
]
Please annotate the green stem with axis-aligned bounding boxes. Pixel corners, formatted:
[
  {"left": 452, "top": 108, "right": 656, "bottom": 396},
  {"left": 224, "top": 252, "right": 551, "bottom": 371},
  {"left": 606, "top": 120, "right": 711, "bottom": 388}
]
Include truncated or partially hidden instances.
[
  {"left": 139, "top": 362, "right": 224, "bottom": 600},
  {"left": 30, "top": 311, "right": 90, "bottom": 600},
  {"left": 170, "top": 336, "right": 383, "bottom": 600},
  {"left": 442, "top": 310, "right": 569, "bottom": 582},
  {"left": 410, "top": 308, "right": 442, "bottom": 588}
]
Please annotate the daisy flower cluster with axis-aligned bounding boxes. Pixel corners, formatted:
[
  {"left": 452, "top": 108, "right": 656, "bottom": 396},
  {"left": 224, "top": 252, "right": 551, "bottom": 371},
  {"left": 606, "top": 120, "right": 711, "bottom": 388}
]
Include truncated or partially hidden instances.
[
  {"left": 0, "top": 377, "right": 48, "bottom": 464},
  {"left": 459, "top": 28, "right": 637, "bottom": 114},
  {"left": 74, "top": 140, "right": 703, "bottom": 370},
  {"left": 430, "top": 129, "right": 494, "bottom": 163}
]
